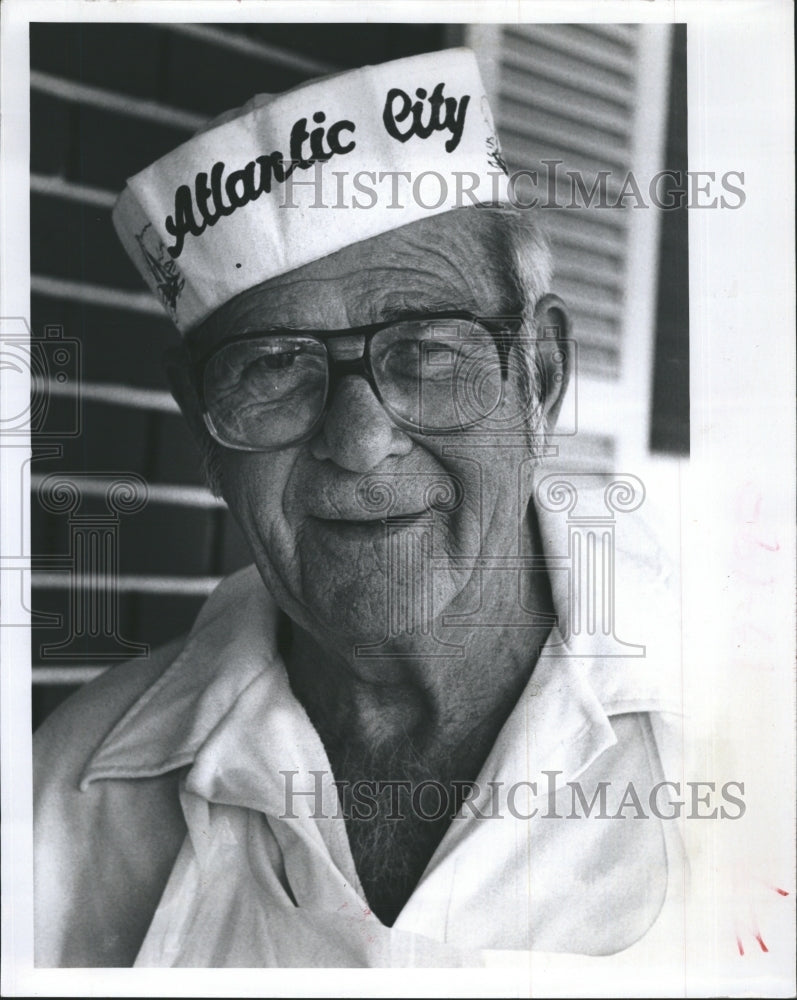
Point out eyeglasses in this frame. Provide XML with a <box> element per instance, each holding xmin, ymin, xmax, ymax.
<box><xmin>196</xmin><ymin>311</ymin><xmax>524</xmax><ymax>451</ymax></box>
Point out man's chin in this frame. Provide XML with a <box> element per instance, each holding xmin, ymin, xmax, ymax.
<box><xmin>291</xmin><ymin>514</ymin><xmax>471</xmax><ymax>647</ymax></box>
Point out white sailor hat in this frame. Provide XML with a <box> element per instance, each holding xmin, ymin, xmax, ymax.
<box><xmin>113</xmin><ymin>48</ymin><xmax>510</xmax><ymax>334</ymax></box>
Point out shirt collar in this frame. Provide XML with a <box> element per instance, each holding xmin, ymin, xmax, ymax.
<box><xmin>81</xmin><ymin>564</ymin><xmax>282</xmax><ymax>788</ymax></box>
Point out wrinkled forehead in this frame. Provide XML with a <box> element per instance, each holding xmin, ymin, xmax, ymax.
<box><xmin>188</xmin><ymin>209</ymin><xmax>518</xmax><ymax>355</ymax></box>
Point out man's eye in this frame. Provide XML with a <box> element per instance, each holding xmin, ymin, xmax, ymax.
<box><xmin>249</xmin><ymin>350</ymin><xmax>300</xmax><ymax>373</ymax></box>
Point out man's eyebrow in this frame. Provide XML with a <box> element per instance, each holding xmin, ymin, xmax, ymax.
<box><xmin>192</xmin><ymin>296</ymin><xmax>485</xmax><ymax>352</ymax></box>
<box><xmin>257</xmin><ymin>309</ymin><xmax>474</xmax><ymax>336</ymax></box>
<box><xmin>370</xmin><ymin>294</ymin><xmax>478</xmax><ymax>325</ymax></box>
<box><xmin>374</xmin><ymin>305</ymin><xmax>465</xmax><ymax>325</ymax></box>
<box><xmin>256</xmin><ymin>301</ymin><xmax>477</xmax><ymax>332</ymax></box>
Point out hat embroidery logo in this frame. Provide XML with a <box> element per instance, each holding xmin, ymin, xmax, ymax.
<box><xmin>135</xmin><ymin>223</ymin><xmax>185</xmax><ymax>317</ymax></box>
<box><xmin>480</xmin><ymin>97</ymin><xmax>508</xmax><ymax>175</ymax></box>
<box><xmin>486</xmin><ymin>134</ymin><xmax>508</xmax><ymax>174</ymax></box>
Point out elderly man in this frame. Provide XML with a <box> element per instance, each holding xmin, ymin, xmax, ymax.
<box><xmin>33</xmin><ymin>49</ymin><xmax>682</xmax><ymax>967</ymax></box>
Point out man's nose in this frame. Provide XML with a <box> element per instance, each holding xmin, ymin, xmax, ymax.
<box><xmin>309</xmin><ymin>375</ymin><xmax>413</xmax><ymax>471</ymax></box>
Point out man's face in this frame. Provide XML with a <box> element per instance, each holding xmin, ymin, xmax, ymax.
<box><xmin>190</xmin><ymin>211</ymin><xmax>543</xmax><ymax>649</ymax></box>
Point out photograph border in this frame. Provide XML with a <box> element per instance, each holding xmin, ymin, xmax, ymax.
<box><xmin>2</xmin><ymin>1</ymin><xmax>794</xmax><ymax>996</ymax></box>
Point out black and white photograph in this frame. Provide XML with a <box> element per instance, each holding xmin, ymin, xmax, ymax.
<box><xmin>1</xmin><ymin>1</ymin><xmax>794</xmax><ymax>996</ymax></box>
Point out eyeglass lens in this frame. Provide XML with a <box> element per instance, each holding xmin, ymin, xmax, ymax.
<box><xmin>203</xmin><ymin>318</ymin><xmax>506</xmax><ymax>449</ymax></box>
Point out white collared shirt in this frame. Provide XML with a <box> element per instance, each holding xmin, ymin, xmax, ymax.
<box><xmin>34</xmin><ymin>495</ymin><xmax>686</xmax><ymax>968</ymax></box>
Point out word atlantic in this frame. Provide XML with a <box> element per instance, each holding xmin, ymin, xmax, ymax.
<box><xmin>164</xmin><ymin>112</ymin><xmax>355</xmax><ymax>259</ymax></box>
<box><xmin>164</xmin><ymin>82</ymin><xmax>472</xmax><ymax>259</ymax></box>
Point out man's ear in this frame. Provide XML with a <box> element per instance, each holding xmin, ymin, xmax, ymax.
<box><xmin>163</xmin><ymin>345</ymin><xmax>208</xmax><ymax>445</ymax></box>
<box><xmin>532</xmin><ymin>293</ymin><xmax>573</xmax><ymax>434</ymax></box>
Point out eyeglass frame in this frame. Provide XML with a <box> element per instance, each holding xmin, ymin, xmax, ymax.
<box><xmin>190</xmin><ymin>310</ymin><xmax>526</xmax><ymax>452</ymax></box>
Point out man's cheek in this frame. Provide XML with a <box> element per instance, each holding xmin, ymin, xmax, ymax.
<box><xmin>229</xmin><ymin>482</ymin><xmax>301</xmax><ymax>589</ymax></box>
<box><xmin>227</xmin><ymin>459</ymin><xmax>290</xmax><ymax>531</ymax></box>
<box><xmin>432</xmin><ymin>467</ymin><xmax>496</xmax><ymax>556</ymax></box>
<box><xmin>293</xmin><ymin>533</ymin><xmax>392</xmax><ymax>636</ymax></box>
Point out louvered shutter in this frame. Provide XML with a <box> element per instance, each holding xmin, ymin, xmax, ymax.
<box><xmin>466</xmin><ymin>23</ymin><xmax>674</xmax><ymax>469</ymax></box>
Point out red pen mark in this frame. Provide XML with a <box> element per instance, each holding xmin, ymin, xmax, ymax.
<box><xmin>755</xmin><ymin>932</ymin><xmax>769</xmax><ymax>953</ymax></box>
<box><xmin>737</xmin><ymin>937</ymin><xmax>745</xmax><ymax>956</ymax></box>
<box><xmin>757</xmin><ymin>539</ymin><xmax>780</xmax><ymax>551</ymax></box>
<box><xmin>758</xmin><ymin>879</ymin><xmax>790</xmax><ymax>896</ymax></box>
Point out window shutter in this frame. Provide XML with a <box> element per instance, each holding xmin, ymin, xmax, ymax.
<box><xmin>466</xmin><ymin>23</ymin><xmax>674</xmax><ymax>467</ymax></box>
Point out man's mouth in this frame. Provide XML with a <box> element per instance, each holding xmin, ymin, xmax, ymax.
<box><xmin>308</xmin><ymin>509</ymin><xmax>431</xmax><ymax>528</ymax></box>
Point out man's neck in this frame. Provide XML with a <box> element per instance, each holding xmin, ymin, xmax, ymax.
<box><xmin>286</xmin><ymin>614</ymin><xmax>550</xmax><ymax>768</ymax></box>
